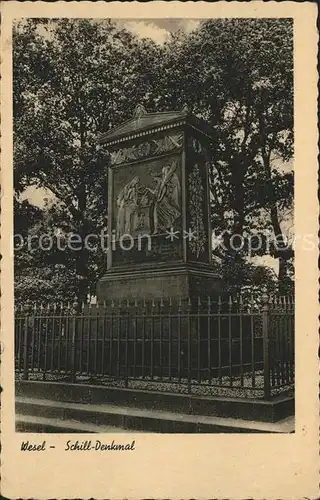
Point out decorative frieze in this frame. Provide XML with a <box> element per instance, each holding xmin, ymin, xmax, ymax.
<box><xmin>110</xmin><ymin>133</ymin><xmax>183</xmax><ymax>166</ymax></box>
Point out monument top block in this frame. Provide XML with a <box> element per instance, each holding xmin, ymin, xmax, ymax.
<box><xmin>98</xmin><ymin>104</ymin><xmax>214</xmax><ymax>147</ymax></box>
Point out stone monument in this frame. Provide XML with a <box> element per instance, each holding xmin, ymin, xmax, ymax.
<box><xmin>96</xmin><ymin>105</ymin><xmax>221</xmax><ymax>301</ymax></box>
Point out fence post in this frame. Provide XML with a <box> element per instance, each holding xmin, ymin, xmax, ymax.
<box><xmin>187</xmin><ymin>297</ymin><xmax>192</xmax><ymax>394</ymax></box>
<box><xmin>71</xmin><ymin>299</ymin><xmax>78</xmax><ymax>383</ymax></box>
<box><xmin>23</xmin><ymin>316</ymin><xmax>29</xmax><ymax>380</ymax></box>
<box><xmin>262</xmin><ymin>292</ymin><xmax>271</xmax><ymax>399</ymax></box>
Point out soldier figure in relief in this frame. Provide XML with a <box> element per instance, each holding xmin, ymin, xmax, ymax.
<box><xmin>116</xmin><ymin>176</ymin><xmax>140</xmax><ymax>238</ymax></box>
<box><xmin>149</xmin><ymin>161</ymin><xmax>181</xmax><ymax>234</ymax></box>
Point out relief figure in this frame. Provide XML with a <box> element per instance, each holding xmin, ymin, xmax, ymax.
<box><xmin>116</xmin><ymin>176</ymin><xmax>139</xmax><ymax>238</ymax></box>
<box><xmin>115</xmin><ymin>160</ymin><xmax>181</xmax><ymax>238</ymax></box>
<box><xmin>148</xmin><ymin>161</ymin><xmax>181</xmax><ymax>233</ymax></box>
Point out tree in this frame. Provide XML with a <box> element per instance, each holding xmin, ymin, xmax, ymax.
<box><xmin>14</xmin><ymin>19</ymin><xmax>294</xmax><ymax>299</ymax></box>
<box><xmin>157</xmin><ymin>19</ymin><xmax>294</xmax><ymax>290</ymax></box>
<box><xmin>13</xmin><ymin>19</ymin><xmax>161</xmax><ymax>302</ymax></box>
<box><xmin>14</xmin><ymin>197</ymin><xmax>75</xmax><ymax>303</ymax></box>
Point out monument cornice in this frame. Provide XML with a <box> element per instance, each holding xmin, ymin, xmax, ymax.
<box><xmin>98</xmin><ymin>105</ymin><xmax>213</xmax><ymax>147</ymax></box>
<box><xmin>99</xmin><ymin>120</ymin><xmax>185</xmax><ymax>147</ymax></box>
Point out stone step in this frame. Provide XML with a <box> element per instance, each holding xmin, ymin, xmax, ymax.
<box><xmin>16</xmin><ymin>414</ymin><xmax>137</xmax><ymax>433</ymax></box>
<box><xmin>16</xmin><ymin>380</ymin><xmax>295</xmax><ymax>423</ymax></box>
<box><xmin>16</xmin><ymin>397</ymin><xmax>295</xmax><ymax>434</ymax></box>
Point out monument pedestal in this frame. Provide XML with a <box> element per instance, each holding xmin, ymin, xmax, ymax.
<box><xmin>96</xmin><ymin>262</ymin><xmax>221</xmax><ymax>302</ymax></box>
<box><xmin>97</xmin><ymin>105</ymin><xmax>222</xmax><ymax>302</ymax></box>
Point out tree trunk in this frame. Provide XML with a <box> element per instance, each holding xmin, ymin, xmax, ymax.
<box><xmin>269</xmin><ymin>183</ymin><xmax>293</xmax><ymax>294</ymax></box>
<box><xmin>278</xmin><ymin>256</ymin><xmax>289</xmax><ymax>295</ymax></box>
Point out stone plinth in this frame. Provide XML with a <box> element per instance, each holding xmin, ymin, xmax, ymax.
<box><xmin>96</xmin><ymin>105</ymin><xmax>221</xmax><ymax>301</ymax></box>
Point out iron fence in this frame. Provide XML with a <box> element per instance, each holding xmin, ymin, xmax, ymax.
<box><xmin>15</xmin><ymin>294</ymin><xmax>294</xmax><ymax>399</ymax></box>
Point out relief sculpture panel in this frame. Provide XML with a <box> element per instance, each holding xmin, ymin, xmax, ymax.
<box><xmin>113</xmin><ymin>156</ymin><xmax>181</xmax><ymax>240</ymax></box>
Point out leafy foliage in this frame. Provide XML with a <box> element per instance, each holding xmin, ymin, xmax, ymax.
<box><xmin>14</xmin><ymin>19</ymin><xmax>161</xmax><ymax>302</ymax></box>
<box><xmin>14</xmin><ymin>18</ymin><xmax>294</xmax><ymax>301</ymax></box>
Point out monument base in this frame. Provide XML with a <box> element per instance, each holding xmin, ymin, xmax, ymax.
<box><xmin>96</xmin><ymin>262</ymin><xmax>222</xmax><ymax>302</ymax></box>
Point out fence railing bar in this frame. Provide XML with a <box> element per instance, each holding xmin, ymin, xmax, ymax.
<box><xmin>218</xmin><ymin>296</ymin><xmax>222</xmax><ymax>384</ymax></box>
<box><xmin>71</xmin><ymin>303</ymin><xmax>77</xmax><ymax>383</ymax></box>
<box><xmin>43</xmin><ymin>305</ymin><xmax>50</xmax><ymax>380</ymax></box>
<box><xmin>269</xmin><ymin>297</ymin><xmax>275</xmax><ymax>388</ymax></box>
<box><xmin>116</xmin><ymin>307</ymin><xmax>121</xmax><ymax>378</ymax></box>
<box><xmin>228</xmin><ymin>296</ymin><xmax>233</xmax><ymax>386</ymax></box>
<box><xmin>57</xmin><ymin>304</ymin><xmax>62</xmax><ymax>372</ymax></box>
<box><xmin>150</xmin><ymin>299</ymin><xmax>155</xmax><ymax>381</ymax></box>
<box><xmin>197</xmin><ymin>296</ymin><xmax>201</xmax><ymax>384</ymax></box>
<box><xmin>168</xmin><ymin>298</ymin><xmax>172</xmax><ymax>381</ymax></box>
<box><xmin>37</xmin><ymin>305</ymin><xmax>43</xmax><ymax>372</ymax></box>
<box><xmin>50</xmin><ymin>305</ymin><xmax>56</xmax><ymax>372</ymax></box>
<box><xmin>290</xmin><ymin>311</ymin><xmax>295</xmax><ymax>382</ymax></box>
<box><xmin>250</xmin><ymin>298</ymin><xmax>255</xmax><ymax>388</ymax></box>
<box><xmin>133</xmin><ymin>300</ymin><xmax>138</xmax><ymax>379</ymax></box>
<box><xmin>107</xmin><ymin>302</ymin><xmax>113</xmax><ymax>377</ymax></box>
<box><xmin>79</xmin><ymin>306</ymin><xmax>84</xmax><ymax>374</ymax></box>
<box><xmin>125</xmin><ymin>305</ymin><xmax>129</xmax><ymax>388</ymax></box>
<box><xmin>207</xmin><ymin>296</ymin><xmax>212</xmax><ymax>385</ymax></box>
<box><xmin>93</xmin><ymin>304</ymin><xmax>99</xmax><ymax>374</ymax></box>
<box><xmin>87</xmin><ymin>313</ymin><xmax>91</xmax><ymax>375</ymax></box>
<box><xmin>282</xmin><ymin>298</ymin><xmax>287</xmax><ymax>385</ymax></box>
<box><xmin>23</xmin><ymin>315</ymin><xmax>29</xmax><ymax>380</ymax></box>
<box><xmin>31</xmin><ymin>305</ymin><xmax>36</xmax><ymax>372</ymax></box>
<box><xmin>270</xmin><ymin>321</ymin><xmax>276</xmax><ymax>388</ymax></box>
<box><xmin>177</xmin><ymin>298</ymin><xmax>182</xmax><ymax>383</ymax></box>
<box><xmin>288</xmin><ymin>297</ymin><xmax>294</xmax><ymax>383</ymax></box>
<box><xmin>239</xmin><ymin>295</ymin><xmax>244</xmax><ymax>387</ymax></box>
<box><xmin>159</xmin><ymin>298</ymin><xmax>163</xmax><ymax>380</ymax></box>
<box><xmin>142</xmin><ymin>300</ymin><xmax>146</xmax><ymax>379</ymax></box>
<box><xmin>187</xmin><ymin>297</ymin><xmax>192</xmax><ymax>394</ymax></box>
<box><xmin>262</xmin><ymin>293</ymin><xmax>271</xmax><ymax>399</ymax></box>
<box><xmin>17</xmin><ymin>317</ymin><xmax>22</xmax><ymax>372</ymax></box>
<box><xmin>279</xmin><ymin>302</ymin><xmax>285</xmax><ymax>386</ymax></box>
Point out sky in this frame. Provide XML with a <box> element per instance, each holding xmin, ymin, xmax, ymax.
<box><xmin>31</xmin><ymin>18</ymin><xmax>202</xmax><ymax>45</ymax></box>
<box><xmin>117</xmin><ymin>19</ymin><xmax>201</xmax><ymax>44</ymax></box>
